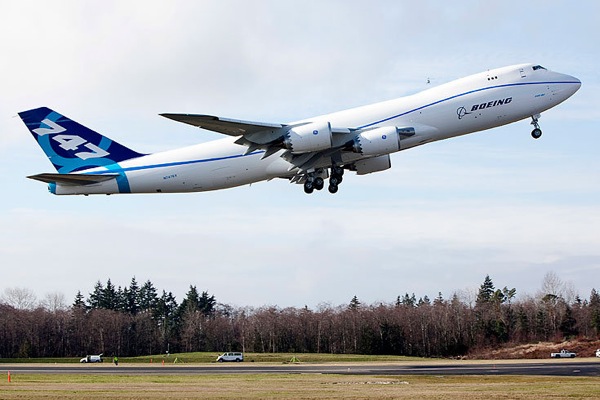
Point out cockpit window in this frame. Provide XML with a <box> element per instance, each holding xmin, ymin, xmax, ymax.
<box><xmin>532</xmin><ymin>65</ymin><xmax>547</xmax><ymax>71</ymax></box>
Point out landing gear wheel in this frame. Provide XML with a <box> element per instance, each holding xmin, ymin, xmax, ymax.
<box><xmin>530</xmin><ymin>115</ymin><xmax>542</xmax><ymax>139</ymax></box>
<box><xmin>330</xmin><ymin>176</ymin><xmax>339</xmax><ymax>186</ymax></box>
<box><xmin>304</xmin><ymin>181</ymin><xmax>314</xmax><ymax>194</ymax></box>
<box><xmin>314</xmin><ymin>177</ymin><xmax>324</xmax><ymax>190</ymax></box>
<box><xmin>328</xmin><ymin>184</ymin><xmax>338</xmax><ymax>194</ymax></box>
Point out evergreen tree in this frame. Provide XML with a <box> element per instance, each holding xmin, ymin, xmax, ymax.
<box><xmin>101</xmin><ymin>278</ymin><xmax>118</xmax><ymax>310</ymax></box>
<box><xmin>590</xmin><ymin>289</ymin><xmax>600</xmax><ymax>308</ymax></box>
<box><xmin>198</xmin><ymin>291</ymin><xmax>216</xmax><ymax>317</ymax></box>
<box><xmin>400</xmin><ymin>293</ymin><xmax>416</xmax><ymax>307</ymax></box>
<box><xmin>348</xmin><ymin>295</ymin><xmax>361</xmax><ymax>310</ymax></box>
<box><xmin>126</xmin><ymin>277</ymin><xmax>140</xmax><ymax>314</ymax></box>
<box><xmin>157</xmin><ymin>290</ymin><xmax>178</xmax><ymax>321</ymax></box>
<box><xmin>433</xmin><ymin>292</ymin><xmax>444</xmax><ymax>306</ymax></box>
<box><xmin>156</xmin><ymin>290</ymin><xmax>179</xmax><ymax>350</ymax></box>
<box><xmin>116</xmin><ymin>286</ymin><xmax>128</xmax><ymax>312</ymax></box>
<box><xmin>559</xmin><ymin>305</ymin><xmax>578</xmax><ymax>338</ymax></box>
<box><xmin>73</xmin><ymin>290</ymin><xmax>86</xmax><ymax>310</ymax></box>
<box><xmin>588</xmin><ymin>289</ymin><xmax>600</xmax><ymax>334</ymax></box>
<box><xmin>502</xmin><ymin>286</ymin><xmax>517</xmax><ymax>305</ymax></box>
<box><xmin>88</xmin><ymin>281</ymin><xmax>104</xmax><ymax>309</ymax></box>
<box><xmin>476</xmin><ymin>275</ymin><xmax>495</xmax><ymax>305</ymax></box>
<box><xmin>139</xmin><ymin>280</ymin><xmax>158</xmax><ymax>312</ymax></box>
<box><xmin>179</xmin><ymin>285</ymin><xmax>201</xmax><ymax>315</ymax></box>
<box><xmin>491</xmin><ymin>289</ymin><xmax>505</xmax><ymax>305</ymax></box>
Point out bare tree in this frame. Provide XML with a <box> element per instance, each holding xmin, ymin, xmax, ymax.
<box><xmin>539</xmin><ymin>271</ymin><xmax>577</xmax><ymax>304</ymax></box>
<box><xmin>1</xmin><ymin>287</ymin><xmax>37</xmax><ymax>310</ymax></box>
<box><xmin>540</xmin><ymin>271</ymin><xmax>565</xmax><ymax>299</ymax></box>
<box><xmin>41</xmin><ymin>292</ymin><xmax>68</xmax><ymax>312</ymax></box>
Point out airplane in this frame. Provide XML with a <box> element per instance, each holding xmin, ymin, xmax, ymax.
<box><xmin>19</xmin><ymin>63</ymin><xmax>580</xmax><ymax>196</ymax></box>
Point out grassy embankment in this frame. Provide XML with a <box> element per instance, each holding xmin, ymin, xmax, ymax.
<box><xmin>0</xmin><ymin>352</ymin><xmax>427</xmax><ymax>364</ymax></box>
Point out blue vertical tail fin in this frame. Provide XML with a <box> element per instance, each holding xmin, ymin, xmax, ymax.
<box><xmin>18</xmin><ymin>107</ymin><xmax>145</xmax><ymax>173</ymax></box>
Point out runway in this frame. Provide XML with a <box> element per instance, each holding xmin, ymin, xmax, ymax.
<box><xmin>2</xmin><ymin>360</ymin><xmax>599</xmax><ymax>377</ymax></box>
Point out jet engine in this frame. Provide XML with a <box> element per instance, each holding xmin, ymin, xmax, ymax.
<box><xmin>351</xmin><ymin>126</ymin><xmax>400</xmax><ymax>156</ymax></box>
<box><xmin>283</xmin><ymin>121</ymin><xmax>333</xmax><ymax>154</ymax></box>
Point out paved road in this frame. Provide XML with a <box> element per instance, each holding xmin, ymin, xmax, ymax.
<box><xmin>2</xmin><ymin>361</ymin><xmax>599</xmax><ymax>377</ymax></box>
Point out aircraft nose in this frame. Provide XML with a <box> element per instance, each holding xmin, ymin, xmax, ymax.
<box><xmin>562</xmin><ymin>73</ymin><xmax>581</xmax><ymax>96</ymax></box>
<box><xmin>553</xmin><ymin>72</ymin><xmax>581</xmax><ymax>100</ymax></box>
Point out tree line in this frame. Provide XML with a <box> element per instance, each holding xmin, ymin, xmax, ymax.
<box><xmin>1</xmin><ymin>274</ymin><xmax>599</xmax><ymax>358</ymax></box>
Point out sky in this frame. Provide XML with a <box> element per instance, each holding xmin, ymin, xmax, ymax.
<box><xmin>1</xmin><ymin>0</ymin><xmax>599</xmax><ymax>309</ymax></box>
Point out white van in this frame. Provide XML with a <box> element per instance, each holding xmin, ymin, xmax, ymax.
<box><xmin>216</xmin><ymin>352</ymin><xmax>243</xmax><ymax>362</ymax></box>
<box><xmin>80</xmin><ymin>353</ymin><xmax>103</xmax><ymax>363</ymax></box>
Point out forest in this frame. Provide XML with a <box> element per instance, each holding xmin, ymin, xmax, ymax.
<box><xmin>1</xmin><ymin>274</ymin><xmax>599</xmax><ymax>359</ymax></box>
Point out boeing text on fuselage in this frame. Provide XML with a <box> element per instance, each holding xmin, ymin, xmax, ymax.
<box><xmin>19</xmin><ymin>63</ymin><xmax>581</xmax><ymax>196</ymax></box>
<box><xmin>470</xmin><ymin>97</ymin><xmax>512</xmax><ymax>112</ymax></box>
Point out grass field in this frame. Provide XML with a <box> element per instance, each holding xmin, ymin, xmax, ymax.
<box><xmin>1</xmin><ymin>373</ymin><xmax>599</xmax><ymax>399</ymax></box>
<box><xmin>0</xmin><ymin>352</ymin><xmax>428</xmax><ymax>364</ymax></box>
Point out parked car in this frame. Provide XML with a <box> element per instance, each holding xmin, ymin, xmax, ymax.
<box><xmin>80</xmin><ymin>353</ymin><xmax>103</xmax><ymax>363</ymax></box>
<box><xmin>550</xmin><ymin>349</ymin><xmax>576</xmax><ymax>358</ymax></box>
<box><xmin>595</xmin><ymin>349</ymin><xmax>600</xmax><ymax>357</ymax></box>
<box><xmin>216</xmin><ymin>352</ymin><xmax>243</xmax><ymax>362</ymax></box>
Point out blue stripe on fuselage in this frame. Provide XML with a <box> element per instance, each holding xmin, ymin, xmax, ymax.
<box><xmin>356</xmin><ymin>80</ymin><xmax>578</xmax><ymax>129</ymax></box>
<box><xmin>83</xmin><ymin>80</ymin><xmax>579</xmax><ymax>177</ymax></box>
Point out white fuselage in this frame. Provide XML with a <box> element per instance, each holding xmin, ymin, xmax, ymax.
<box><xmin>52</xmin><ymin>64</ymin><xmax>580</xmax><ymax>195</ymax></box>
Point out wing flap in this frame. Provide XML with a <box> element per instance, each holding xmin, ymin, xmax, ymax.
<box><xmin>27</xmin><ymin>173</ymin><xmax>119</xmax><ymax>186</ymax></box>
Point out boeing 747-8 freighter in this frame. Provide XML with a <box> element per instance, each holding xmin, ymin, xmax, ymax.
<box><xmin>19</xmin><ymin>63</ymin><xmax>580</xmax><ymax>195</ymax></box>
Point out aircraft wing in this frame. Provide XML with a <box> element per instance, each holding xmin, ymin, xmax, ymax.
<box><xmin>160</xmin><ymin>113</ymin><xmax>286</xmax><ymax>136</ymax></box>
<box><xmin>160</xmin><ymin>112</ymin><xmax>409</xmax><ymax>175</ymax></box>
<box><xmin>28</xmin><ymin>173</ymin><xmax>119</xmax><ymax>186</ymax></box>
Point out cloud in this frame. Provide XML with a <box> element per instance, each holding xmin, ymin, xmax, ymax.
<box><xmin>1</xmin><ymin>0</ymin><xmax>599</xmax><ymax>308</ymax></box>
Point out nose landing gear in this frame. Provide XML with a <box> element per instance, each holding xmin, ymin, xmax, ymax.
<box><xmin>531</xmin><ymin>114</ymin><xmax>542</xmax><ymax>139</ymax></box>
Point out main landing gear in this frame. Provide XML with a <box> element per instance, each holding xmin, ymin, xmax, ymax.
<box><xmin>303</xmin><ymin>176</ymin><xmax>324</xmax><ymax>194</ymax></box>
<box><xmin>530</xmin><ymin>114</ymin><xmax>542</xmax><ymax>139</ymax></box>
<box><xmin>303</xmin><ymin>166</ymin><xmax>344</xmax><ymax>195</ymax></box>
<box><xmin>328</xmin><ymin>166</ymin><xmax>344</xmax><ymax>194</ymax></box>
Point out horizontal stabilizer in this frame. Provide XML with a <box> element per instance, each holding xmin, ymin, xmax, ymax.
<box><xmin>160</xmin><ymin>113</ymin><xmax>285</xmax><ymax>136</ymax></box>
<box><xmin>27</xmin><ymin>173</ymin><xmax>119</xmax><ymax>186</ymax></box>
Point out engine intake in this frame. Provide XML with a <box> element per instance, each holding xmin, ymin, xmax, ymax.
<box><xmin>284</xmin><ymin>121</ymin><xmax>333</xmax><ymax>154</ymax></box>
<box><xmin>352</xmin><ymin>126</ymin><xmax>401</xmax><ymax>156</ymax></box>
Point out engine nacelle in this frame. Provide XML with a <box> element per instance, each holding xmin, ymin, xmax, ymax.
<box><xmin>352</xmin><ymin>154</ymin><xmax>391</xmax><ymax>175</ymax></box>
<box><xmin>352</xmin><ymin>126</ymin><xmax>400</xmax><ymax>156</ymax></box>
<box><xmin>284</xmin><ymin>121</ymin><xmax>333</xmax><ymax>154</ymax></box>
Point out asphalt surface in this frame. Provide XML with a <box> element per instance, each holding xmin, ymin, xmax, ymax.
<box><xmin>2</xmin><ymin>360</ymin><xmax>600</xmax><ymax>377</ymax></box>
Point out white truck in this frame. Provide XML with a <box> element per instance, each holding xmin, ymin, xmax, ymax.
<box><xmin>550</xmin><ymin>349</ymin><xmax>576</xmax><ymax>358</ymax></box>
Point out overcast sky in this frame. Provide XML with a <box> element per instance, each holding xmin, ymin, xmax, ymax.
<box><xmin>1</xmin><ymin>1</ymin><xmax>599</xmax><ymax>309</ymax></box>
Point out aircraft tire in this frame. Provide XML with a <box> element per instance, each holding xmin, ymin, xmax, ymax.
<box><xmin>314</xmin><ymin>177</ymin><xmax>324</xmax><ymax>190</ymax></box>
<box><xmin>531</xmin><ymin>128</ymin><xmax>542</xmax><ymax>139</ymax></box>
<box><xmin>328</xmin><ymin>184</ymin><xmax>338</xmax><ymax>194</ymax></box>
<box><xmin>304</xmin><ymin>181</ymin><xmax>314</xmax><ymax>194</ymax></box>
